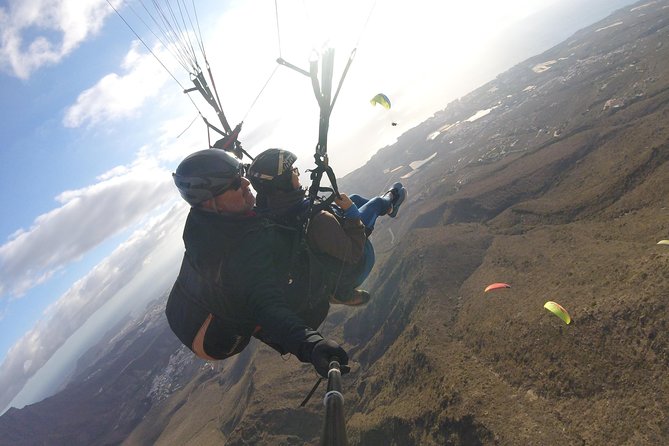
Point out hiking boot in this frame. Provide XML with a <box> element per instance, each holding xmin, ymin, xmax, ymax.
<box><xmin>382</xmin><ymin>182</ymin><xmax>402</xmax><ymax>215</ymax></box>
<box><xmin>387</xmin><ymin>182</ymin><xmax>407</xmax><ymax>218</ymax></box>
<box><xmin>330</xmin><ymin>289</ymin><xmax>371</xmax><ymax>306</ymax></box>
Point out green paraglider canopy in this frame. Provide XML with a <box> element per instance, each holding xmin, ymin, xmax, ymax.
<box><xmin>370</xmin><ymin>93</ymin><xmax>391</xmax><ymax>109</ymax></box>
<box><xmin>544</xmin><ymin>301</ymin><xmax>571</xmax><ymax>324</ymax></box>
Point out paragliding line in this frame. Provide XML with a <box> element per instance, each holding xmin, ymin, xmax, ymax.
<box><xmin>274</xmin><ymin>0</ymin><xmax>283</xmax><ymax>59</ymax></box>
<box><xmin>107</xmin><ymin>0</ymin><xmax>239</xmax><ymax>143</ymax></box>
<box><xmin>105</xmin><ymin>0</ymin><xmax>191</xmax><ymax>99</ymax></box>
<box><xmin>242</xmin><ymin>64</ymin><xmax>281</xmax><ymax>122</ymax></box>
<box><xmin>176</xmin><ymin>112</ymin><xmax>201</xmax><ymax>138</ymax></box>
<box><xmin>301</xmin><ymin>47</ymin><xmax>344</xmax><ymax>236</ymax></box>
<box><xmin>330</xmin><ymin>49</ymin><xmax>356</xmax><ymax>110</ymax></box>
<box><xmin>276</xmin><ymin>57</ymin><xmax>311</xmax><ymax>77</ymax></box>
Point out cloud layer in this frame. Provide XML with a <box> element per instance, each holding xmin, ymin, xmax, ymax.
<box><xmin>0</xmin><ymin>202</ymin><xmax>188</xmax><ymax>413</ymax></box>
<box><xmin>0</xmin><ymin>0</ymin><xmax>121</xmax><ymax>79</ymax></box>
<box><xmin>0</xmin><ymin>159</ymin><xmax>176</xmax><ymax>298</ymax></box>
<box><xmin>0</xmin><ymin>9</ymin><xmax>206</xmax><ymax>408</ymax></box>
<box><xmin>63</xmin><ymin>42</ymin><xmax>170</xmax><ymax>128</ymax></box>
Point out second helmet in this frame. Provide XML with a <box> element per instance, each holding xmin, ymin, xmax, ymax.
<box><xmin>247</xmin><ymin>148</ymin><xmax>297</xmax><ymax>193</ymax></box>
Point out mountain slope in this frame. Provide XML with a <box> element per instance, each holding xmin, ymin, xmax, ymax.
<box><xmin>1</xmin><ymin>1</ymin><xmax>668</xmax><ymax>444</ymax></box>
<box><xmin>336</xmin><ymin>2</ymin><xmax>669</xmax><ymax>443</ymax></box>
<box><xmin>141</xmin><ymin>1</ymin><xmax>669</xmax><ymax>444</ymax></box>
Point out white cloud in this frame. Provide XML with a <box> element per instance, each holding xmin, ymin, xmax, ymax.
<box><xmin>63</xmin><ymin>42</ymin><xmax>171</xmax><ymax>128</ymax></box>
<box><xmin>0</xmin><ymin>158</ymin><xmax>176</xmax><ymax>298</ymax></box>
<box><xmin>0</xmin><ymin>0</ymin><xmax>121</xmax><ymax>79</ymax></box>
<box><xmin>0</xmin><ymin>87</ymin><xmax>195</xmax><ymax>407</ymax></box>
<box><xmin>0</xmin><ymin>203</ymin><xmax>188</xmax><ymax>413</ymax></box>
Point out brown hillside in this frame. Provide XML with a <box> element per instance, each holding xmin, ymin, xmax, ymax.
<box><xmin>2</xmin><ymin>1</ymin><xmax>667</xmax><ymax>445</ymax></box>
<box><xmin>124</xmin><ymin>2</ymin><xmax>669</xmax><ymax>445</ymax></box>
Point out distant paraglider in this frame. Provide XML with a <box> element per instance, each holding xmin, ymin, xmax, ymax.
<box><xmin>543</xmin><ymin>301</ymin><xmax>571</xmax><ymax>324</ymax></box>
<box><xmin>657</xmin><ymin>240</ymin><xmax>669</xmax><ymax>245</ymax></box>
<box><xmin>370</xmin><ymin>93</ymin><xmax>391</xmax><ymax>109</ymax></box>
<box><xmin>484</xmin><ymin>282</ymin><xmax>511</xmax><ymax>293</ymax></box>
<box><xmin>391</xmin><ymin>122</ymin><xmax>398</xmax><ymax>126</ymax></box>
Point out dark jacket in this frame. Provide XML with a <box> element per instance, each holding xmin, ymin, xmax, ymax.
<box><xmin>256</xmin><ymin>190</ymin><xmax>368</xmax><ymax>297</ymax></box>
<box><xmin>165</xmin><ymin>207</ymin><xmax>330</xmax><ymax>362</ymax></box>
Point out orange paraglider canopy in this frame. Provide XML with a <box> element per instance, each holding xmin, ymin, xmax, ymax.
<box><xmin>484</xmin><ymin>282</ymin><xmax>511</xmax><ymax>293</ymax></box>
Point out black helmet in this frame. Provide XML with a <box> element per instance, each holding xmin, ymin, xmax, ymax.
<box><xmin>247</xmin><ymin>148</ymin><xmax>297</xmax><ymax>194</ymax></box>
<box><xmin>173</xmin><ymin>149</ymin><xmax>243</xmax><ymax>206</ymax></box>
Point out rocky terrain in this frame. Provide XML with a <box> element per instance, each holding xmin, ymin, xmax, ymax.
<box><xmin>1</xmin><ymin>0</ymin><xmax>668</xmax><ymax>444</ymax></box>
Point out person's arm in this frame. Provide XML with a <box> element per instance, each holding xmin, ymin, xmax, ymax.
<box><xmin>308</xmin><ymin>197</ymin><xmax>366</xmax><ymax>263</ymax></box>
<box><xmin>231</xmin><ymin>229</ymin><xmax>332</xmax><ymax>362</ymax></box>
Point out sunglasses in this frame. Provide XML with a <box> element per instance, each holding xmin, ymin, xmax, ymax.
<box><xmin>201</xmin><ymin>175</ymin><xmax>242</xmax><ymax>197</ymax></box>
<box><xmin>220</xmin><ymin>176</ymin><xmax>243</xmax><ymax>193</ymax></box>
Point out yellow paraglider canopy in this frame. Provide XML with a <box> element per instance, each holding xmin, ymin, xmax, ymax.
<box><xmin>370</xmin><ymin>93</ymin><xmax>391</xmax><ymax>109</ymax></box>
<box><xmin>544</xmin><ymin>301</ymin><xmax>571</xmax><ymax>324</ymax></box>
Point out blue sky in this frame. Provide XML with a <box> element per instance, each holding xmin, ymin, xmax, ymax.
<box><xmin>0</xmin><ymin>0</ymin><xmax>639</xmax><ymax>413</ymax></box>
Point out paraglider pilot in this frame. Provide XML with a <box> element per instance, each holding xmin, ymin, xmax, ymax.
<box><xmin>248</xmin><ymin>148</ymin><xmax>407</xmax><ymax>306</ymax></box>
<box><xmin>165</xmin><ymin>149</ymin><xmax>348</xmax><ymax>378</ymax></box>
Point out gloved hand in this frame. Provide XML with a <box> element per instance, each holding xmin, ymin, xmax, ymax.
<box><xmin>311</xmin><ymin>339</ymin><xmax>349</xmax><ymax>378</ymax></box>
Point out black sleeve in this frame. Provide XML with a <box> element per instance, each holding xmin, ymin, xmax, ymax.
<box><xmin>231</xmin><ymin>229</ymin><xmax>323</xmax><ymax>362</ymax></box>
